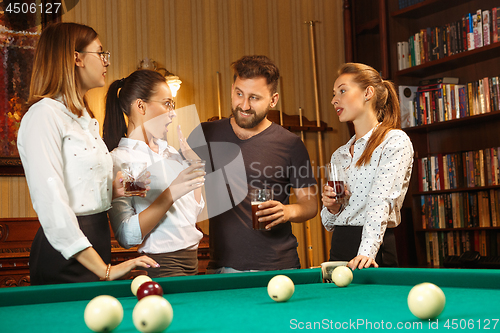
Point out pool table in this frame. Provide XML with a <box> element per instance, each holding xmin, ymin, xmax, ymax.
<box><xmin>0</xmin><ymin>267</ymin><xmax>499</xmax><ymax>332</ymax></box>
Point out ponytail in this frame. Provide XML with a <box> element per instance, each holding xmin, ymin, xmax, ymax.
<box><xmin>337</xmin><ymin>63</ymin><xmax>401</xmax><ymax>167</ymax></box>
<box><xmin>103</xmin><ymin>69</ymin><xmax>167</xmax><ymax>152</ymax></box>
<box><xmin>103</xmin><ymin>79</ymin><xmax>127</xmax><ymax>151</ymax></box>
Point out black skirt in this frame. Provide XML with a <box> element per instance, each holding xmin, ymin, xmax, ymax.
<box><xmin>29</xmin><ymin>211</ymin><xmax>111</xmax><ymax>285</ymax></box>
<box><xmin>329</xmin><ymin>226</ymin><xmax>398</xmax><ymax>267</ymax></box>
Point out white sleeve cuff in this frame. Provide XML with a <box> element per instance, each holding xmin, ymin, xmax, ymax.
<box><xmin>63</xmin><ymin>237</ymin><xmax>92</xmax><ymax>260</ymax></box>
<box><xmin>321</xmin><ymin>206</ymin><xmax>338</xmax><ymax>232</ymax></box>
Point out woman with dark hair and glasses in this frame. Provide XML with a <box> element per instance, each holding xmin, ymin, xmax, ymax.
<box><xmin>17</xmin><ymin>23</ymin><xmax>158</xmax><ymax>285</ymax></box>
<box><xmin>103</xmin><ymin>69</ymin><xmax>205</xmax><ymax>277</ymax></box>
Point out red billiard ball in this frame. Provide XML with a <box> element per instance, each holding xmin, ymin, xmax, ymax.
<box><xmin>136</xmin><ymin>281</ymin><xmax>164</xmax><ymax>301</ymax></box>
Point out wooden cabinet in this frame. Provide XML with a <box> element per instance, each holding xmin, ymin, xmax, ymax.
<box><xmin>0</xmin><ymin>218</ymin><xmax>210</xmax><ymax>287</ymax></box>
<box><xmin>343</xmin><ymin>0</ymin><xmax>390</xmax><ymax>78</ymax></box>
<box><xmin>388</xmin><ymin>0</ymin><xmax>500</xmax><ymax>267</ymax></box>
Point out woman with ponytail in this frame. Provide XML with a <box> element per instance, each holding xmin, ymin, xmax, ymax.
<box><xmin>321</xmin><ymin>63</ymin><xmax>414</xmax><ymax>270</ymax></box>
<box><xmin>17</xmin><ymin>23</ymin><xmax>158</xmax><ymax>285</ymax></box>
<box><xmin>103</xmin><ymin>69</ymin><xmax>205</xmax><ymax>277</ymax></box>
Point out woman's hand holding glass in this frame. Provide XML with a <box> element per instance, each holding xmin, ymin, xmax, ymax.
<box><xmin>112</xmin><ymin>170</ymin><xmax>151</xmax><ymax>200</ymax></box>
<box><xmin>322</xmin><ymin>162</ymin><xmax>350</xmax><ymax>214</ymax></box>
<box><xmin>168</xmin><ymin>162</ymin><xmax>205</xmax><ymax>201</ymax></box>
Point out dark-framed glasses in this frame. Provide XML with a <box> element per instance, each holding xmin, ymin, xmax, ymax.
<box><xmin>77</xmin><ymin>51</ymin><xmax>111</xmax><ymax>65</ymax></box>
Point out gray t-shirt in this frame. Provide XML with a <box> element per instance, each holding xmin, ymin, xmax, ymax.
<box><xmin>188</xmin><ymin>119</ymin><xmax>317</xmax><ymax>271</ymax></box>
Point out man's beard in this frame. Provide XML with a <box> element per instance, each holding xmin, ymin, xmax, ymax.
<box><xmin>231</xmin><ymin>106</ymin><xmax>269</xmax><ymax>129</ymax></box>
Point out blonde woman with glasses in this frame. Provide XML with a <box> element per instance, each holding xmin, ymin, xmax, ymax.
<box><xmin>17</xmin><ymin>22</ymin><xmax>158</xmax><ymax>285</ymax></box>
<box><xmin>103</xmin><ymin>69</ymin><xmax>205</xmax><ymax>277</ymax></box>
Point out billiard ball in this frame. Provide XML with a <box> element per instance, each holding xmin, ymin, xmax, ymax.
<box><xmin>331</xmin><ymin>266</ymin><xmax>353</xmax><ymax>287</ymax></box>
<box><xmin>131</xmin><ymin>275</ymin><xmax>152</xmax><ymax>296</ymax></box>
<box><xmin>137</xmin><ymin>281</ymin><xmax>164</xmax><ymax>301</ymax></box>
<box><xmin>84</xmin><ymin>295</ymin><xmax>123</xmax><ymax>332</ymax></box>
<box><xmin>267</xmin><ymin>275</ymin><xmax>295</xmax><ymax>302</ymax></box>
<box><xmin>407</xmin><ymin>282</ymin><xmax>446</xmax><ymax>320</ymax></box>
<box><xmin>133</xmin><ymin>295</ymin><xmax>173</xmax><ymax>333</ymax></box>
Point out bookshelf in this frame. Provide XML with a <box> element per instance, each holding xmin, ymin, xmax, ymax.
<box><xmin>387</xmin><ymin>0</ymin><xmax>500</xmax><ymax>267</ymax></box>
<box><xmin>343</xmin><ymin>0</ymin><xmax>390</xmax><ymax>78</ymax></box>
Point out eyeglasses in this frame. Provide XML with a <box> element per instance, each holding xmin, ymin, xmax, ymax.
<box><xmin>150</xmin><ymin>100</ymin><xmax>176</xmax><ymax>111</ymax></box>
<box><xmin>77</xmin><ymin>51</ymin><xmax>111</xmax><ymax>65</ymax></box>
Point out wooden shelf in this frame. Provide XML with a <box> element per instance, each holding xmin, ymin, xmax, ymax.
<box><xmin>415</xmin><ymin>226</ymin><xmax>500</xmax><ymax>232</ymax></box>
<box><xmin>413</xmin><ymin>184</ymin><xmax>500</xmax><ymax>196</ymax></box>
<box><xmin>396</xmin><ymin>42</ymin><xmax>500</xmax><ymax>78</ymax></box>
<box><xmin>0</xmin><ymin>157</ymin><xmax>24</xmax><ymax>177</ymax></box>
<box><xmin>391</xmin><ymin>0</ymin><xmax>472</xmax><ymax>18</ymax></box>
<box><xmin>387</xmin><ymin>0</ymin><xmax>500</xmax><ymax>267</ymax></box>
<box><xmin>403</xmin><ymin>111</ymin><xmax>500</xmax><ymax>134</ymax></box>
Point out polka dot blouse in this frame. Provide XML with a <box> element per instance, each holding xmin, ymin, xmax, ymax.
<box><xmin>321</xmin><ymin>127</ymin><xmax>414</xmax><ymax>259</ymax></box>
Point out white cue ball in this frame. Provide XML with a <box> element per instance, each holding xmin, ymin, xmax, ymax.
<box><xmin>331</xmin><ymin>266</ymin><xmax>353</xmax><ymax>287</ymax></box>
<box><xmin>267</xmin><ymin>275</ymin><xmax>295</xmax><ymax>302</ymax></box>
<box><xmin>407</xmin><ymin>283</ymin><xmax>446</xmax><ymax>320</ymax></box>
<box><xmin>84</xmin><ymin>295</ymin><xmax>123</xmax><ymax>332</ymax></box>
<box><xmin>131</xmin><ymin>275</ymin><xmax>153</xmax><ymax>296</ymax></box>
<box><xmin>133</xmin><ymin>295</ymin><xmax>174</xmax><ymax>333</ymax></box>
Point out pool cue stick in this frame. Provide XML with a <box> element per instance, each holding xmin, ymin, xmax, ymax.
<box><xmin>216</xmin><ymin>71</ymin><xmax>222</xmax><ymax>119</ymax></box>
<box><xmin>306</xmin><ymin>20</ymin><xmax>329</xmax><ymax>262</ymax></box>
<box><xmin>299</xmin><ymin>107</ymin><xmax>314</xmax><ymax>268</ymax></box>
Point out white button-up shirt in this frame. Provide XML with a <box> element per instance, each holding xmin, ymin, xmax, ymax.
<box><xmin>109</xmin><ymin>138</ymin><xmax>204</xmax><ymax>254</ymax></box>
<box><xmin>17</xmin><ymin>98</ymin><xmax>113</xmax><ymax>259</ymax></box>
<box><xmin>321</xmin><ymin>128</ymin><xmax>414</xmax><ymax>259</ymax></box>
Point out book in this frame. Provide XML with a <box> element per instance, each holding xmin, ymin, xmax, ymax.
<box><xmin>493</xmin><ymin>7</ymin><xmax>499</xmax><ymax>43</ymax></box>
<box><xmin>490</xmin><ymin>189</ymin><xmax>498</xmax><ymax>227</ymax></box>
<box><xmin>489</xmin><ymin>78</ymin><xmax>497</xmax><ymax>112</ymax></box>
<box><xmin>483</xmin><ymin>78</ymin><xmax>491</xmax><ymax>113</ymax></box>
<box><xmin>478</xmin><ymin>80</ymin><xmax>485</xmax><ymax>114</ymax></box>
<box><xmin>483</xmin><ymin>10</ymin><xmax>491</xmax><ymax>46</ymax></box>
<box><xmin>399</xmin><ymin>85</ymin><xmax>417</xmax><ymax>128</ymax></box>
<box><xmin>419</xmin><ymin>77</ymin><xmax>459</xmax><ymax>85</ymax></box>
<box><xmin>397</xmin><ymin>42</ymin><xmax>404</xmax><ymax>71</ymax></box>
<box><xmin>474</xmin><ymin>10</ymin><xmax>484</xmax><ymax>49</ymax></box>
<box><xmin>468</xmin><ymin>13</ymin><xmax>475</xmax><ymax>50</ymax></box>
<box><xmin>496</xmin><ymin>77</ymin><xmax>500</xmax><ymax>111</ymax></box>
<box><xmin>461</xmin><ymin>16</ymin><xmax>468</xmax><ymax>53</ymax></box>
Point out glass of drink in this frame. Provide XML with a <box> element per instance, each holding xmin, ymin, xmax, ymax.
<box><xmin>121</xmin><ymin>162</ymin><xmax>148</xmax><ymax>196</ymax></box>
<box><xmin>185</xmin><ymin>159</ymin><xmax>206</xmax><ymax>172</ymax></box>
<box><xmin>185</xmin><ymin>159</ymin><xmax>206</xmax><ymax>185</ymax></box>
<box><xmin>250</xmin><ymin>189</ymin><xmax>273</xmax><ymax>230</ymax></box>
<box><xmin>326</xmin><ymin>162</ymin><xmax>348</xmax><ymax>204</ymax></box>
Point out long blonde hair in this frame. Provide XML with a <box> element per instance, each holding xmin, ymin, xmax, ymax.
<box><xmin>339</xmin><ymin>63</ymin><xmax>400</xmax><ymax>166</ymax></box>
<box><xmin>28</xmin><ymin>22</ymin><xmax>98</xmax><ymax>117</ymax></box>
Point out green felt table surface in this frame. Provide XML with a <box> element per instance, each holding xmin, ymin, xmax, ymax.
<box><xmin>1</xmin><ymin>268</ymin><xmax>499</xmax><ymax>332</ymax></box>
